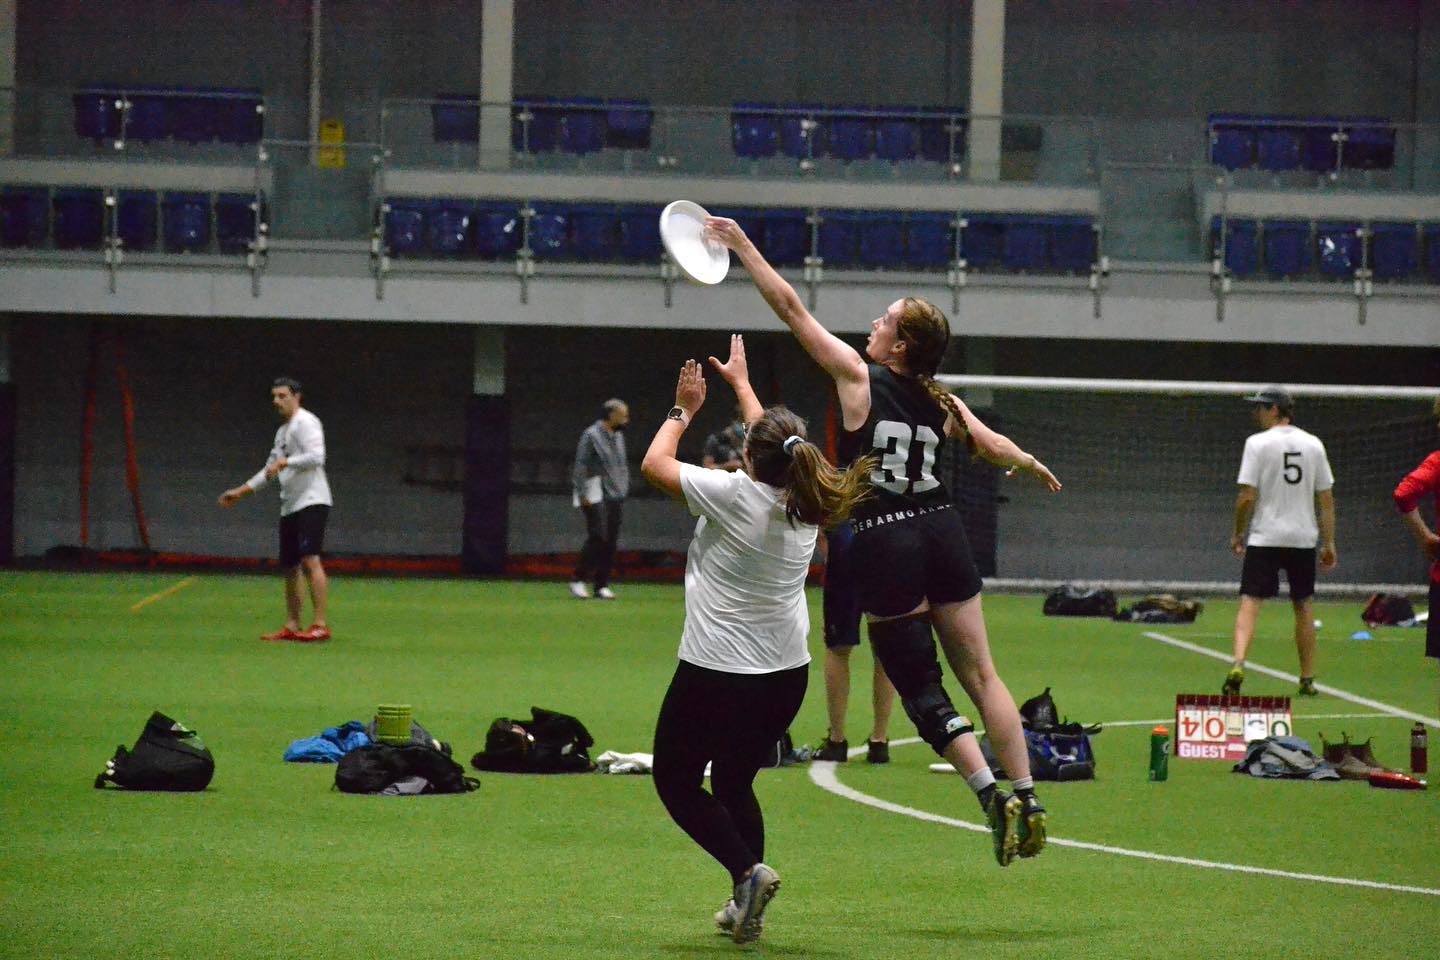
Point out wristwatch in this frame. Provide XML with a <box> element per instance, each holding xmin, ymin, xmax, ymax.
<box><xmin>666</xmin><ymin>406</ymin><xmax>690</xmax><ymax>426</ymax></box>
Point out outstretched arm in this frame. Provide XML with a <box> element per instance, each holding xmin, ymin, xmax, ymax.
<box><xmin>707</xmin><ymin>333</ymin><xmax>762</xmax><ymax>426</ymax></box>
<box><xmin>705</xmin><ymin>217</ymin><xmax>868</xmax><ymax>394</ymax></box>
<box><xmin>642</xmin><ymin>360</ymin><xmax>707</xmax><ymax>501</ymax></box>
<box><xmin>951</xmin><ymin>397</ymin><xmax>1061</xmax><ymax>492</ymax></box>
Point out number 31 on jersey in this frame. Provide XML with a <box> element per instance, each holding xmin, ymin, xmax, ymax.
<box><xmin>871</xmin><ymin>420</ymin><xmax>940</xmax><ymax>494</ymax></box>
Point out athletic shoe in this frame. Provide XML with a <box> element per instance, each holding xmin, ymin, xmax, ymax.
<box><xmin>1017</xmin><ymin>794</ymin><xmax>1048</xmax><ymax>859</ymax></box>
<box><xmin>731</xmin><ymin>863</ymin><xmax>780</xmax><ymax>944</ymax></box>
<box><xmin>260</xmin><ymin>626</ymin><xmax>300</xmax><ymax>642</ymax></box>
<box><xmin>1349</xmin><ymin>736</ymin><xmax>1396</xmax><ymax>772</ymax></box>
<box><xmin>296</xmin><ymin>624</ymin><xmax>330</xmax><ymax>643</ymax></box>
<box><xmin>1297</xmin><ymin>678</ymin><xmax>1318</xmax><ymax>697</ymax></box>
<box><xmin>568</xmin><ymin>581</ymin><xmax>590</xmax><ymax>600</ymax></box>
<box><xmin>866</xmin><ymin>740</ymin><xmax>890</xmax><ymax>764</ymax></box>
<box><xmin>814</xmin><ymin>737</ymin><xmax>849</xmax><ymax>762</ymax></box>
<box><xmin>595</xmin><ymin>587</ymin><xmax>616</xmax><ymax>600</ymax></box>
<box><xmin>983</xmin><ymin>789</ymin><xmax>1022</xmax><ymax>867</ymax></box>
<box><xmin>713</xmin><ymin>898</ymin><xmax>757</xmax><ymax>936</ymax></box>
<box><xmin>1332</xmin><ymin>751</ymin><xmax>1375</xmax><ymax>780</ymax></box>
<box><xmin>1221</xmin><ymin>668</ymin><xmax>1244</xmax><ymax>696</ymax></box>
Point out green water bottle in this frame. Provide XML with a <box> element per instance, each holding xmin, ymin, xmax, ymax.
<box><xmin>1149</xmin><ymin>725</ymin><xmax>1170</xmax><ymax>782</ymax></box>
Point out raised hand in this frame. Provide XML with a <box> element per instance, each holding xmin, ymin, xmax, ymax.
<box><xmin>707</xmin><ymin>333</ymin><xmax>748</xmax><ymax>386</ymax></box>
<box><xmin>675</xmin><ymin>359</ymin><xmax>707</xmax><ymax>416</ymax></box>
<box><xmin>703</xmin><ymin>217</ymin><xmax>749</xmax><ymax>251</ymax></box>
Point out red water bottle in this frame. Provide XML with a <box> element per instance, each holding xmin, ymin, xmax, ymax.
<box><xmin>1412</xmin><ymin>723</ymin><xmax>1428</xmax><ymax>774</ymax></box>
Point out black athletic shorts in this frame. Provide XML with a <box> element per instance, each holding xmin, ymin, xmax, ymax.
<box><xmin>1239</xmin><ymin>545</ymin><xmax>1316</xmax><ymax>601</ymax></box>
<box><xmin>279</xmin><ymin>504</ymin><xmax>330</xmax><ymax>567</ymax></box>
<box><xmin>851</xmin><ymin>503</ymin><xmax>983</xmax><ymax>618</ymax></box>
<box><xmin>1427</xmin><ymin>581</ymin><xmax>1439</xmax><ymax>660</ymax></box>
<box><xmin>822</xmin><ymin>521</ymin><xmax>862</xmax><ymax>649</ymax></box>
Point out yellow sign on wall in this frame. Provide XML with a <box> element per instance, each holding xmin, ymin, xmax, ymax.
<box><xmin>317</xmin><ymin>119</ymin><xmax>346</xmax><ymax>169</ymax></box>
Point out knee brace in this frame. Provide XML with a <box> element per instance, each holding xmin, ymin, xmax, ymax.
<box><xmin>869</xmin><ymin>614</ymin><xmax>973</xmax><ymax>754</ymax></box>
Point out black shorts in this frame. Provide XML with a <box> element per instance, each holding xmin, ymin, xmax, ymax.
<box><xmin>851</xmin><ymin>503</ymin><xmax>983</xmax><ymax>618</ymax></box>
<box><xmin>1427</xmin><ymin>581</ymin><xmax>1439</xmax><ymax>660</ymax></box>
<box><xmin>1239</xmin><ymin>545</ymin><xmax>1316</xmax><ymax>601</ymax></box>
<box><xmin>279</xmin><ymin>504</ymin><xmax>329</xmax><ymax>567</ymax></box>
<box><xmin>822</xmin><ymin>521</ymin><xmax>862</xmax><ymax>649</ymax></box>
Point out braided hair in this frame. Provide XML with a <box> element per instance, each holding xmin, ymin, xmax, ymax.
<box><xmin>894</xmin><ymin>297</ymin><xmax>975</xmax><ymax>454</ymax></box>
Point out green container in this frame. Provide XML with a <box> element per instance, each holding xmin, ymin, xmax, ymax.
<box><xmin>1149</xmin><ymin>726</ymin><xmax>1170</xmax><ymax>782</ymax></box>
<box><xmin>375</xmin><ymin>704</ymin><xmax>413</xmax><ymax>745</ymax></box>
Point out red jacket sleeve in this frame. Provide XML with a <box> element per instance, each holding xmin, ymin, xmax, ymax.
<box><xmin>1394</xmin><ymin>451</ymin><xmax>1440</xmax><ymax>513</ymax></box>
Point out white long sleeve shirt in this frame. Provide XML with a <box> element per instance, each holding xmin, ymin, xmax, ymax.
<box><xmin>245</xmin><ymin>408</ymin><xmax>333</xmax><ymax>516</ymax></box>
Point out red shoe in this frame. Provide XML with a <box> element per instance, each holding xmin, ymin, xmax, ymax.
<box><xmin>296</xmin><ymin>624</ymin><xmax>331</xmax><ymax>643</ymax></box>
<box><xmin>260</xmin><ymin>626</ymin><xmax>301</xmax><ymax>642</ymax></box>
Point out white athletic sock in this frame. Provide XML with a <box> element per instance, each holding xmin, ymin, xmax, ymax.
<box><xmin>1011</xmin><ymin>776</ymin><xmax>1034</xmax><ymax>792</ymax></box>
<box><xmin>965</xmin><ymin>768</ymin><xmax>996</xmax><ymax>794</ymax></box>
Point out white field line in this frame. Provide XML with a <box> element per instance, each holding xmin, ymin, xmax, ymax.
<box><xmin>1142</xmin><ymin>630</ymin><xmax>1440</xmax><ymax>728</ymax></box>
<box><xmin>808</xmin><ymin>754</ymin><xmax>1439</xmax><ymax>898</ymax></box>
<box><xmin>129</xmin><ymin>576</ymin><xmax>198</xmax><ymax>613</ymax></box>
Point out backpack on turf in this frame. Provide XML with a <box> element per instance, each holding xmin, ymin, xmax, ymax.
<box><xmin>94</xmin><ymin>711</ymin><xmax>215</xmax><ymax>792</ymax></box>
<box><xmin>1042</xmin><ymin>585</ymin><xmax>1118</xmax><ymax>618</ymax></box>
<box><xmin>335</xmin><ymin>742</ymin><xmax>478</xmax><ymax>794</ymax></box>
<box><xmin>1361</xmin><ymin>593</ymin><xmax>1416</xmax><ymax>627</ymax></box>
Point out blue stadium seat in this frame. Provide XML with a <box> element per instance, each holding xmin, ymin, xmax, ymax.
<box><xmin>617</xmin><ymin>205</ymin><xmax>662</xmax><ymax>261</ymax></box>
<box><xmin>1369</xmin><ymin>222</ymin><xmax>1417</xmax><ymax>281</ymax></box>
<box><xmin>904</xmin><ymin>212</ymin><xmax>954</xmax><ymax>268</ymax></box>
<box><xmin>570</xmin><ymin>204</ymin><xmax>620</xmax><ymax>260</ymax></box>
<box><xmin>731</xmin><ymin>102</ymin><xmax>779</xmax><ymax>159</ymax></box>
<box><xmin>1302</xmin><ymin>119</ymin><xmax>1343</xmax><ymax>172</ymax></box>
<box><xmin>168</xmin><ymin>88</ymin><xmax>221</xmax><ymax>143</ymax></box>
<box><xmin>0</xmin><ymin>188</ymin><xmax>48</xmax><ymax>248</ymax></box>
<box><xmin>816</xmin><ymin>209</ymin><xmax>860</xmax><ymax>265</ymax></box>
<box><xmin>512</xmin><ymin>96</ymin><xmax>560</xmax><ymax>153</ymax></box>
<box><xmin>1316</xmin><ymin>221</ymin><xmax>1362</xmax><ymax>278</ymax></box>
<box><xmin>1210</xmin><ymin>217</ymin><xmax>1259</xmax><ymax>277</ymax></box>
<box><xmin>560</xmin><ymin>97</ymin><xmax>605</xmax><ymax>155</ymax></box>
<box><xmin>780</xmin><ymin>103</ymin><xmax>826</xmax><ymax>159</ymax></box>
<box><xmin>473</xmin><ymin>202</ymin><xmax>521</xmax><ymax>259</ymax></box>
<box><xmin>427</xmin><ymin>201</ymin><xmax>474</xmax><ymax>257</ymax></box>
<box><xmin>1002</xmin><ymin>216</ymin><xmax>1048</xmax><ymax>271</ymax></box>
<box><xmin>162</xmin><ymin>193</ymin><xmax>211</xmax><ymax>252</ymax></box>
<box><xmin>826</xmin><ymin>105</ymin><xmax>873</xmax><ymax>161</ymax></box>
<box><xmin>125</xmin><ymin>87</ymin><xmax>168</xmax><ymax>142</ymax></box>
<box><xmin>384</xmin><ymin>200</ymin><xmax>429</xmax><ymax>256</ymax></box>
<box><xmin>73</xmin><ymin>86</ymin><xmax>122</xmax><ymax>141</ymax></box>
<box><xmin>605</xmin><ymin>99</ymin><xmax>653</xmax><ymax>150</ymax></box>
<box><xmin>919</xmin><ymin>107</ymin><xmax>964</xmax><ymax>164</ymax></box>
<box><xmin>432</xmin><ymin>95</ymin><xmax>479</xmax><ymax>143</ymax></box>
<box><xmin>1342</xmin><ymin>119</ymin><xmax>1394</xmax><ymax>170</ymax></box>
<box><xmin>1263</xmin><ymin>220</ymin><xmax>1311</xmax><ymax>277</ymax></box>
<box><xmin>874</xmin><ymin>106</ymin><xmax>918</xmax><ymax>162</ymax></box>
<box><xmin>216</xmin><ymin>194</ymin><xmax>261</xmax><ymax>253</ymax></box>
<box><xmin>527</xmin><ymin>203</ymin><xmax>570</xmax><ymax>259</ymax></box>
<box><xmin>761</xmin><ymin>209</ymin><xmax>809</xmax><ymax>267</ymax></box>
<box><xmin>1424</xmin><ymin>225</ymin><xmax>1440</xmax><ymax>284</ymax></box>
<box><xmin>52</xmin><ymin>189</ymin><xmax>105</xmax><ymax>249</ymax></box>
<box><xmin>1256</xmin><ymin>123</ymin><xmax>1302</xmax><ymax>171</ymax></box>
<box><xmin>1049</xmin><ymin>216</ymin><xmax>1096</xmax><ymax>273</ymax></box>
<box><xmin>116</xmin><ymin>191</ymin><xmax>158</xmax><ymax>250</ymax></box>
<box><xmin>858</xmin><ymin>211</ymin><xmax>905</xmax><ymax>268</ymax></box>
<box><xmin>216</xmin><ymin>88</ymin><xmax>264</xmax><ymax>143</ymax></box>
<box><xmin>1209</xmin><ymin>114</ymin><xmax>1254</xmax><ymax>170</ymax></box>
<box><xmin>960</xmin><ymin>214</ymin><xmax>1004</xmax><ymax>269</ymax></box>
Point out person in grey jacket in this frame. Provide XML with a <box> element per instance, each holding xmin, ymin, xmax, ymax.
<box><xmin>570</xmin><ymin>398</ymin><xmax>630</xmax><ymax>599</ymax></box>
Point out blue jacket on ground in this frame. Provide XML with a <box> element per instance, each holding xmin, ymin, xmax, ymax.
<box><xmin>284</xmin><ymin>721</ymin><xmax>372</xmax><ymax>762</ymax></box>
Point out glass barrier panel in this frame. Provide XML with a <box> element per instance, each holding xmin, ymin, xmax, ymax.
<box><xmin>261</xmin><ymin>139</ymin><xmax>380</xmax><ymax>243</ymax></box>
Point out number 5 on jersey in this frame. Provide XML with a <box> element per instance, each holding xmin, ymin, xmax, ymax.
<box><xmin>871</xmin><ymin>420</ymin><xmax>940</xmax><ymax>494</ymax></box>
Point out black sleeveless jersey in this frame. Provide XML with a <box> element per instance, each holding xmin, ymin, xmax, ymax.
<box><xmin>841</xmin><ymin>364</ymin><xmax>953</xmax><ymax>523</ymax></box>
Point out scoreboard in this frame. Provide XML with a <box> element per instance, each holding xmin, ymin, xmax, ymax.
<box><xmin>1174</xmin><ymin>694</ymin><xmax>1294</xmax><ymax>761</ymax></box>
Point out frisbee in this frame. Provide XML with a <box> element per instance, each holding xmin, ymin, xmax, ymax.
<box><xmin>659</xmin><ymin>200</ymin><xmax>730</xmax><ymax>285</ymax></box>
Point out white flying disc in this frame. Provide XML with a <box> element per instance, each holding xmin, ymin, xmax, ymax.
<box><xmin>659</xmin><ymin>200</ymin><xmax>730</xmax><ymax>285</ymax></box>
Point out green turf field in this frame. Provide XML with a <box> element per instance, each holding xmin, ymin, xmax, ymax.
<box><xmin>2</xmin><ymin>571</ymin><xmax>1436</xmax><ymax>959</ymax></box>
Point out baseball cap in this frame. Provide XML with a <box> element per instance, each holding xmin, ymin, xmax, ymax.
<box><xmin>1245</xmin><ymin>384</ymin><xmax>1292</xmax><ymax>407</ymax></box>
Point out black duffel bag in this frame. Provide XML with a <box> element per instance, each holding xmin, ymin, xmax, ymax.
<box><xmin>94</xmin><ymin>711</ymin><xmax>215</xmax><ymax>791</ymax></box>
<box><xmin>1042</xmin><ymin>585</ymin><xmax>1118</xmax><ymax>618</ymax></box>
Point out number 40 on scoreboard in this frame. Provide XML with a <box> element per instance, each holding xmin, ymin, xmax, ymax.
<box><xmin>1174</xmin><ymin>694</ymin><xmax>1293</xmax><ymax>761</ymax></box>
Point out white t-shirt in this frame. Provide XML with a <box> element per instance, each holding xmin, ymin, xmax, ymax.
<box><xmin>246</xmin><ymin>408</ymin><xmax>333</xmax><ymax>517</ymax></box>
<box><xmin>676</xmin><ymin>464</ymin><xmax>817</xmax><ymax>675</ymax></box>
<box><xmin>1236</xmin><ymin>424</ymin><xmax>1334</xmax><ymax>548</ymax></box>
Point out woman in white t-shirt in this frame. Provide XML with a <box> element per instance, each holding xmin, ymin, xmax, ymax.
<box><xmin>640</xmin><ymin>336</ymin><xmax>873</xmax><ymax>945</ymax></box>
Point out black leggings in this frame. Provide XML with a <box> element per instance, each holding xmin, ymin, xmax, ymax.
<box><xmin>652</xmin><ymin>660</ymin><xmax>808</xmax><ymax>884</ymax></box>
<box><xmin>575</xmin><ymin>498</ymin><xmax>622</xmax><ymax>588</ymax></box>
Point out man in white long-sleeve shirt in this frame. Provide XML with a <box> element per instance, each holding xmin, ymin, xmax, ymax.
<box><xmin>219</xmin><ymin>377</ymin><xmax>333</xmax><ymax>642</ymax></box>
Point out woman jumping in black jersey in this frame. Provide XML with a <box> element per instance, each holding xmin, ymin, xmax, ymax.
<box><xmin>707</xmin><ymin>217</ymin><xmax>1062</xmax><ymax>866</ymax></box>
